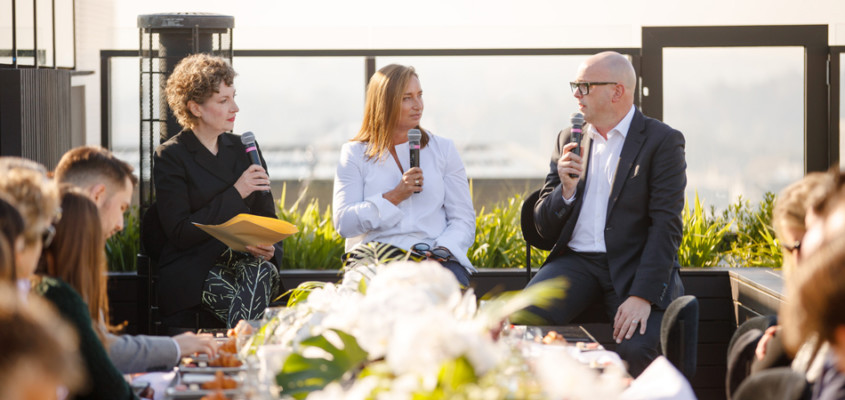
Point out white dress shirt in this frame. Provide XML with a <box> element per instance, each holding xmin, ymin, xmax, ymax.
<box><xmin>568</xmin><ymin>105</ymin><xmax>636</xmax><ymax>253</ymax></box>
<box><xmin>333</xmin><ymin>132</ymin><xmax>476</xmax><ymax>272</ymax></box>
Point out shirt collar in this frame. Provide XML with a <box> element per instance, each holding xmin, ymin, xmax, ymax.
<box><xmin>589</xmin><ymin>104</ymin><xmax>636</xmax><ymax>140</ymax></box>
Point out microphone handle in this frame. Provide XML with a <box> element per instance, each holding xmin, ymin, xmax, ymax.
<box><xmin>244</xmin><ymin>143</ymin><xmax>270</xmax><ymax>194</ymax></box>
<box><xmin>568</xmin><ymin>127</ymin><xmax>582</xmax><ymax>178</ymax></box>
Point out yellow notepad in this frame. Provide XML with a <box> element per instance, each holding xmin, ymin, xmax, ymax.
<box><xmin>193</xmin><ymin>214</ymin><xmax>298</xmax><ymax>252</ymax></box>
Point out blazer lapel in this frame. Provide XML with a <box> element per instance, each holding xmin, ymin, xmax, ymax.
<box><xmin>183</xmin><ymin>131</ymin><xmax>235</xmax><ymax>184</ymax></box>
<box><xmin>607</xmin><ymin>110</ymin><xmax>646</xmax><ymax>217</ymax></box>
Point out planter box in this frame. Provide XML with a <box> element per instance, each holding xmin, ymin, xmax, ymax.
<box><xmin>107</xmin><ymin>272</ymin><xmax>143</xmax><ymax>335</ymax></box>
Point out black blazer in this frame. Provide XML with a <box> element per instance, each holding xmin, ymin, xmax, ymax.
<box><xmin>533</xmin><ymin>108</ymin><xmax>686</xmax><ymax>309</ymax></box>
<box><xmin>153</xmin><ymin>130</ymin><xmax>282</xmax><ymax>316</ymax></box>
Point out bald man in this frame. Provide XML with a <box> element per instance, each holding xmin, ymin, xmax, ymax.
<box><xmin>521</xmin><ymin>52</ymin><xmax>686</xmax><ymax>376</ymax></box>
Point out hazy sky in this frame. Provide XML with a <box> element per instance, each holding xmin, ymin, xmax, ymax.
<box><xmin>112</xmin><ymin>0</ymin><xmax>845</xmax><ymax>49</ymax></box>
<box><xmin>98</xmin><ymin>0</ymin><xmax>845</xmax><ymax>209</ymax></box>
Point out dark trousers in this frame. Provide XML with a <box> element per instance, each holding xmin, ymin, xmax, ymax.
<box><xmin>522</xmin><ymin>251</ymin><xmax>662</xmax><ymax>377</ymax></box>
<box><xmin>441</xmin><ymin>260</ymin><xmax>471</xmax><ymax>287</ymax></box>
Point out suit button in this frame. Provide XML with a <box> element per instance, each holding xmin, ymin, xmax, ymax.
<box><xmin>605</xmin><ymin>226</ymin><xmax>613</xmax><ymax>231</ymax></box>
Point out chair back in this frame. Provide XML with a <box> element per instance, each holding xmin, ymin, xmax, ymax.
<box><xmin>660</xmin><ymin>295</ymin><xmax>699</xmax><ymax>380</ymax></box>
<box><xmin>733</xmin><ymin>367</ymin><xmax>811</xmax><ymax>400</ymax></box>
<box><xmin>520</xmin><ymin>189</ymin><xmax>555</xmax><ymax>252</ymax></box>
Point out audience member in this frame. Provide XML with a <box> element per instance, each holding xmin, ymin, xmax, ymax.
<box><xmin>0</xmin><ymin>197</ymin><xmax>25</xmax><ymax>282</ymax></box>
<box><xmin>332</xmin><ymin>64</ymin><xmax>476</xmax><ymax>286</ymax></box>
<box><xmin>0</xmin><ymin>157</ymin><xmax>137</xmax><ymax>399</ymax></box>
<box><xmin>55</xmin><ymin>146</ymin><xmax>219</xmax><ymax>372</ymax></box>
<box><xmin>516</xmin><ymin>51</ymin><xmax>686</xmax><ymax>377</ymax></box>
<box><xmin>782</xmin><ymin>236</ymin><xmax>845</xmax><ymax>400</ymax></box>
<box><xmin>156</xmin><ymin>53</ymin><xmax>283</xmax><ymax>330</ymax></box>
<box><xmin>0</xmin><ymin>283</ymin><xmax>84</xmax><ymax>400</ymax></box>
<box><xmin>0</xmin><ymin>157</ymin><xmax>61</xmax><ymax>293</ymax></box>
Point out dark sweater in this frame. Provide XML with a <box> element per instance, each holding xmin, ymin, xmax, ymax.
<box><xmin>35</xmin><ymin>277</ymin><xmax>137</xmax><ymax>400</ymax></box>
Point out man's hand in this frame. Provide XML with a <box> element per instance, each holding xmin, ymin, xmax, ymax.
<box><xmin>613</xmin><ymin>296</ymin><xmax>651</xmax><ymax>344</ymax></box>
<box><xmin>174</xmin><ymin>332</ymin><xmax>219</xmax><ymax>358</ymax></box>
<box><xmin>556</xmin><ymin>142</ymin><xmax>583</xmax><ymax>199</ymax></box>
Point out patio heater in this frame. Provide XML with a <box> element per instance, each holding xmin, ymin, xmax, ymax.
<box><xmin>137</xmin><ymin>12</ymin><xmax>234</xmax><ymax>209</ymax></box>
<box><xmin>136</xmin><ymin>13</ymin><xmax>233</xmax><ymax>335</ymax></box>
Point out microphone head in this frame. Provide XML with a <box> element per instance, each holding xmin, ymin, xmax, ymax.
<box><xmin>407</xmin><ymin>129</ymin><xmax>422</xmax><ymax>144</ymax></box>
<box><xmin>240</xmin><ymin>131</ymin><xmax>255</xmax><ymax>145</ymax></box>
<box><xmin>570</xmin><ymin>112</ymin><xmax>585</xmax><ymax>127</ymax></box>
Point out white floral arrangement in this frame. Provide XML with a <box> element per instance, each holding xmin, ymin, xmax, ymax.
<box><xmin>246</xmin><ymin>258</ymin><xmax>626</xmax><ymax>399</ymax></box>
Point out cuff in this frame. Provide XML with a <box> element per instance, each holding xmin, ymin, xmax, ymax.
<box><xmin>171</xmin><ymin>338</ymin><xmax>181</xmax><ymax>366</ymax></box>
<box><xmin>562</xmin><ymin>187</ymin><xmax>577</xmax><ymax>205</ymax></box>
<box><xmin>365</xmin><ymin>193</ymin><xmax>404</xmax><ymax>227</ymax></box>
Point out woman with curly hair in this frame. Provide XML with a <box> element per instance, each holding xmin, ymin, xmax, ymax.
<box><xmin>155</xmin><ymin>53</ymin><xmax>283</xmax><ymax>332</ymax></box>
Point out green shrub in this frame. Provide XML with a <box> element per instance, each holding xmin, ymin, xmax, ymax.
<box><xmin>720</xmin><ymin>192</ymin><xmax>781</xmax><ymax>268</ymax></box>
<box><xmin>276</xmin><ymin>185</ymin><xmax>346</xmax><ymax>270</ymax></box>
<box><xmin>469</xmin><ymin>193</ymin><xmax>548</xmax><ymax>269</ymax></box>
<box><xmin>106</xmin><ymin>206</ymin><xmax>140</xmax><ymax>272</ymax></box>
<box><xmin>678</xmin><ymin>193</ymin><xmax>733</xmax><ymax>268</ymax></box>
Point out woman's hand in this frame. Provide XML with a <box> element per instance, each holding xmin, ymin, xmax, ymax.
<box><xmin>382</xmin><ymin>167</ymin><xmax>423</xmax><ymax>206</ymax></box>
<box><xmin>246</xmin><ymin>244</ymin><xmax>275</xmax><ymax>262</ymax></box>
<box><xmin>234</xmin><ymin>164</ymin><xmax>271</xmax><ymax>198</ymax></box>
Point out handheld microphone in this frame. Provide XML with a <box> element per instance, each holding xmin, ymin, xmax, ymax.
<box><xmin>408</xmin><ymin>129</ymin><xmax>422</xmax><ymax>194</ymax></box>
<box><xmin>241</xmin><ymin>131</ymin><xmax>262</xmax><ymax>166</ymax></box>
<box><xmin>408</xmin><ymin>129</ymin><xmax>421</xmax><ymax>168</ymax></box>
<box><xmin>240</xmin><ymin>131</ymin><xmax>270</xmax><ymax>193</ymax></box>
<box><xmin>568</xmin><ymin>112</ymin><xmax>585</xmax><ymax>178</ymax></box>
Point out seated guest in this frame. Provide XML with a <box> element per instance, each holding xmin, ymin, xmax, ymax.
<box><xmin>0</xmin><ymin>158</ymin><xmax>60</xmax><ymax>293</ymax></box>
<box><xmin>0</xmin><ymin>284</ymin><xmax>84</xmax><ymax>400</ymax></box>
<box><xmin>156</xmin><ymin>54</ymin><xmax>283</xmax><ymax>331</ymax></box>
<box><xmin>0</xmin><ymin>197</ymin><xmax>25</xmax><ymax>283</ymax></box>
<box><xmin>54</xmin><ymin>146</ymin><xmax>219</xmax><ymax>373</ymax></box>
<box><xmin>0</xmin><ymin>157</ymin><xmax>137</xmax><ymax>400</ymax></box>
<box><xmin>752</xmin><ymin>172</ymin><xmax>836</xmax><ymax>380</ymax></box>
<box><xmin>332</xmin><ymin>64</ymin><xmax>476</xmax><ymax>286</ymax></box>
<box><xmin>782</xmin><ymin>236</ymin><xmax>845</xmax><ymax>400</ymax></box>
<box><xmin>514</xmin><ymin>52</ymin><xmax>685</xmax><ymax>377</ymax></box>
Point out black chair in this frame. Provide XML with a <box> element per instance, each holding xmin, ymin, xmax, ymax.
<box><xmin>733</xmin><ymin>367</ymin><xmax>811</xmax><ymax>400</ymax></box>
<box><xmin>139</xmin><ymin>202</ymin><xmax>167</xmax><ymax>335</ymax></box>
<box><xmin>725</xmin><ymin>315</ymin><xmax>779</xmax><ymax>399</ymax></box>
<box><xmin>519</xmin><ymin>189</ymin><xmax>609</xmax><ymax>325</ymax></box>
<box><xmin>660</xmin><ymin>294</ymin><xmax>699</xmax><ymax>380</ymax></box>
<box><xmin>520</xmin><ymin>189</ymin><xmax>554</xmax><ymax>284</ymax></box>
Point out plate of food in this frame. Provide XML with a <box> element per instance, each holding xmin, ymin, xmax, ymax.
<box><xmin>180</xmin><ymin>353</ymin><xmax>246</xmax><ymax>374</ymax></box>
<box><xmin>165</xmin><ymin>371</ymin><xmax>244</xmax><ymax>399</ymax></box>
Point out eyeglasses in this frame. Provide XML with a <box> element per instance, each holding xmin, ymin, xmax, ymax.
<box><xmin>569</xmin><ymin>81</ymin><xmax>617</xmax><ymax>96</ymax></box>
<box><xmin>411</xmin><ymin>243</ymin><xmax>452</xmax><ymax>262</ymax></box>
<box><xmin>42</xmin><ymin>225</ymin><xmax>56</xmax><ymax>248</ymax></box>
<box><xmin>782</xmin><ymin>240</ymin><xmax>801</xmax><ymax>254</ymax></box>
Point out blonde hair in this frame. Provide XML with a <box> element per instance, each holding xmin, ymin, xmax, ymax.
<box><xmin>772</xmin><ymin>172</ymin><xmax>832</xmax><ymax>271</ymax></box>
<box><xmin>0</xmin><ymin>158</ymin><xmax>60</xmax><ymax>244</ymax></box>
<box><xmin>165</xmin><ymin>53</ymin><xmax>237</xmax><ymax>130</ymax></box>
<box><xmin>351</xmin><ymin>64</ymin><xmax>429</xmax><ymax>160</ymax></box>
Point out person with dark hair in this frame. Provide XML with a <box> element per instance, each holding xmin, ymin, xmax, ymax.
<box><xmin>332</xmin><ymin>64</ymin><xmax>476</xmax><ymax>286</ymax></box>
<box><xmin>156</xmin><ymin>53</ymin><xmax>283</xmax><ymax>331</ymax></box>
<box><xmin>55</xmin><ymin>148</ymin><xmax>218</xmax><ymax>373</ymax></box>
<box><xmin>517</xmin><ymin>52</ymin><xmax>686</xmax><ymax>377</ymax></box>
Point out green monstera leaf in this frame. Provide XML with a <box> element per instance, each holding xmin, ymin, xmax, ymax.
<box><xmin>277</xmin><ymin>329</ymin><xmax>368</xmax><ymax>399</ymax></box>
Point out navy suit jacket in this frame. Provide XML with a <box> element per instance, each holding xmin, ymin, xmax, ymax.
<box><xmin>153</xmin><ymin>130</ymin><xmax>282</xmax><ymax>316</ymax></box>
<box><xmin>533</xmin><ymin>108</ymin><xmax>686</xmax><ymax>309</ymax></box>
